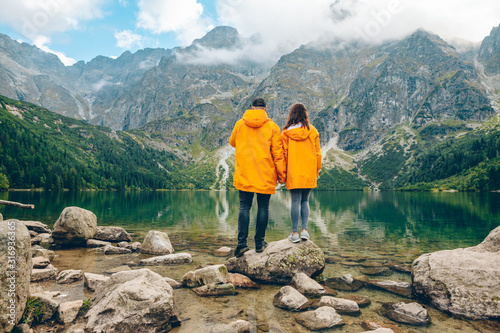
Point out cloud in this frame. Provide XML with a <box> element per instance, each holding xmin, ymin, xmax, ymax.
<box><xmin>0</xmin><ymin>0</ymin><xmax>108</xmax><ymax>38</ymax></box>
<box><xmin>115</xmin><ymin>30</ymin><xmax>144</xmax><ymax>49</ymax></box>
<box><xmin>136</xmin><ymin>0</ymin><xmax>213</xmax><ymax>45</ymax></box>
<box><xmin>211</xmin><ymin>0</ymin><xmax>500</xmax><ymax>64</ymax></box>
<box><xmin>33</xmin><ymin>35</ymin><xmax>77</xmax><ymax>66</ymax></box>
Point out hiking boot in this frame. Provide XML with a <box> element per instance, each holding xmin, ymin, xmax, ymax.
<box><xmin>288</xmin><ymin>233</ymin><xmax>300</xmax><ymax>243</ymax></box>
<box><xmin>301</xmin><ymin>230</ymin><xmax>310</xmax><ymax>241</ymax></box>
<box><xmin>234</xmin><ymin>246</ymin><xmax>250</xmax><ymax>258</ymax></box>
<box><xmin>255</xmin><ymin>242</ymin><xmax>268</xmax><ymax>253</ymax></box>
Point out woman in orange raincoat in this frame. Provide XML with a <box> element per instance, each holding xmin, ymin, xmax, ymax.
<box><xmin>281</xmin><ymin>103</ymin><xmax>322</xmax><ymax>242</ymax></box>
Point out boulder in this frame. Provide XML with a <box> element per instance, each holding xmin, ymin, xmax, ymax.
<box><xmin>117</xmin><ymin>241</ymin><xmax>141</xmax><ymax>252</ymax></box>
<box><xmin>312</xmin><ymin>296</ymin><xmax>360</xmax><ymax>315</ymax></box>
<box><xmin>102</xmin><ymin>245</ymin><xmax>132</xmax><ymax>255</ymax></box>
<box><xmin>210</xmin><ymin>320</ymin><xmax>252</xmax><ymax>333</ymax></box>
<box><xmin>31</xmin><ymin>248</ymin><xmax>55</xmax><ymax>261</ymax></box>
<box><xmin>86</xmin><ymin>239</ymin><xmax>111</xmax><ymax>248</ymax></box>
<box><xmin>273</xmin><ymin>286</ymin><xmax>309</xmax><ymax>311</ymax></box>
<box><xmin>84</xmin><ymin>273</ymin><xmax>109</xmax><ymax>292</ymax></box>
<box><xmin>291</xmin><ymin>272</ymin><xmax>326</xmax><ymax>297</ymax></box>
<box><xmin>213</xmin><ymin>247</ymin><xmax>232</xmax><ymax>257</ymax></box>
<box><xmin>193</xmin><ymin>283</ymin><xmax>237</xmax><ymax>297</ymax></box>
<box><xmin>380</xmin><ymin>302</ymin><xmax>430</xmax><ymax>326</ymax></box>
<box><xmin>182</xmin><ymin>264</ymin><xmax>228</xmax><ymax>287</ymax></box>
<box><xmin>294</xmin><ymin>306</ymin><xmax>345</xmax><ymax>330</ymax></box>
<box><xmin>31</xmin><ymin>264</ymin><xmax>58</xmax><ymax>282</ymax></box>
<box><xmin>57</xmin><ymin>300</ymin><xmax>83</xmax><ymax>325</ymax></box>
<box><xmin>51</xmin><ymin>207</ymin><xmax>97</xmax><ymax>246</ymax></box>
<box><xmin>325</xmin><ymin>274</ymin><xmax>364</xmax><ymax>291</ymax></box>
<box><xmin>56</xmin><ymin>270</ymin><xmax>83</xmax><ymax>284</ymax></box>
<box><xmin>32</xmin><ymin>256</ymin><xmax>50</xmax><ymax>269</ymax></box>
<box><xmin>21</xmin><ymin>221</ymin><xmax>51</xmax><ymax>234</ymax></box>
<box><xmin>93</xmin><ymin>226</ymin><xmax>132</xmax><ymax>242</ymax></box>
<box><xmin>0</xmin><ymin>220</ymin><xmax>32</xmax><ymax>332</ymax></box>
<box><xmin>85</xmin><ymin>269</ymin><xmax>181</xmax><ymax>332</ymax></box>
<box><xmin>228</xmin><ymin>273</ymin><xmax>260</xmax><ymax>289</ymax></box>
<box><xmin>225</xmin><ymin>239</ymin><xmax>325</xmax><ymax>284</ymax></box>
<box><xmin>139</xmin><ymin>253</ymin><xmax>192</xmax><ymax>266</ymax></box>
<box><xmin>367</xmin><ymin>280</ymin><xmax>413</xmax><ymax>298</ymax></box>
<box><xmin>141</xmin><ymin>231</ymin><xmax>174</xmax><ymax>255</ymax></box>
<box><xmin>412</xmin><ymin>225</ymin><xmax>500</xmax><ymax>319</ymax></box>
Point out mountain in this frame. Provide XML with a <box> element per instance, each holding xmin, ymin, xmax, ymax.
<box><xmin>0</xmin><ymin>24</ymin><xmax>499</xmax><ymax>191</ymax></box>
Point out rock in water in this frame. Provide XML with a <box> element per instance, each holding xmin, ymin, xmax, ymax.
<box><xmin>412</xmin><ymin>225</ymin><xmax>500</xmax><ymax>319</ymax></box>
<box><xmin>51</xmin><ymin>207</ymin><xmax>97</xmax><ymax>247</ymax></box>
<box><xmin>0</xmin><ymin>220</ymin><xmax>32</xmax><ymax>332</ymax></box>
<box><xmin>93</xmin><ymin>226</ymin><xmax>132</xmax><ymax>242</ymax></box>
<box><xmin>294</xmin><ymin>306</ymin><xmax>345</xmax><ymax>330</ymax></box>
<box><xmin>380</xmin><ymin>302</ymin><xmax>430</xmax><ymax>326</ymax></box>
<box><xmin>85</xmin><ymin>268</ymin><xmax>181</xmax><ymax>332</ymax></box>
<box><xmin>291</xmin><ymin>272</ymin><xmax>326</xmax><ymax>297</ymax></box>
<box><xmin>182</xmin><ymin>264</ymin><xmax>228</xmax><ymax>287</ymax></box>
<box><xmin>141</xmin><ymin>231</ymin><xmax>174</xmax><ymax>255</ymax></box>
<box><xmin>225</xmin><ymin>239</ymin><xmax>325</xmax><ymax>284</ymax></box>
<box><xmin>273</xmin><ymin>286</ymin><xmax>309</xmax><ymax>311</ymax></box>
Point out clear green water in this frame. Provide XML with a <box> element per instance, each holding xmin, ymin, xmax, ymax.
<box><xmin>2</xmin><ymin>190</ymin><xmax>500</xmax><ymax>332</ymax></box>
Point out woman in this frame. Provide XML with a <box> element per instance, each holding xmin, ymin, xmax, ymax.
<box><xmin>281</xmin><ymin>103</ymin><xmax>322</xmax><ymax>242</ymax></box>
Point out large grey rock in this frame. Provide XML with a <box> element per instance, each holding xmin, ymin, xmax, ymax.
<box><xmin>193</xmin><ymin>283</ymin><xmax>237</xmax><ymax>297</ymax></box>
<box><xmin>141</xmin><ymin>231</ymin><xmax>174</xmax><ymax>255</ymax></box>
<box><xmin>56</xmin><ymin>269</ymin><xmax>83</xmax><ymax>284</ymax></box>
<box><xmin>93</xmin><ymin>226</ymin><xmax>132</xmax><ymax>242</ymax></box>
<box><xmin>31</xmin><ymin>264</ymin><xmax>58</xmax><ymax>282</ymax></box>
<box><xmin>412</xmin><ymin>225</ymin><xmax>500</xmax><ymax>319</ymax></box>
<box><xmin>380</xmin><ymin>302</ymin><xmax>430</xmax><ymax>326</ymax></box>
<box><xmin>21</xmin><ymin>221</ymin><xmax>51</xmax><ymax>234</ymax></box>
<box><xmin>85</xmin><ymin>268</ymin><xmax>181</xmax><ymax>332</ymax></box>
<box><xmin>84</xmin><ymin>273</ymin><xmax>110</xmax><ymax>292</ymax></box>
<box><xmin>272</xmin><ymin>286</ymin><xmax>309</xmax><ymax>311</ymax></box>
<box><xmin>291</xmin><ymin>272</ymin><xmax>326</xmax><ymax>297</ymax></box>
<box><xmin>367</xmin><ymin>280</ymin><xmax>413</xmax><ymax>298</ymax></box>
<box><xmin>225</xmin><ymin>239</ymin><xmax>325</xmax><ymax>284</ymax></box>
<box><xmin>139</xmin><ymin>253</ymin><xmax>192</xmax><ymax>266</ymax></box>
<box><xmin>32</xmin><ymin>256</ymin><xmax>50</xmax><ymax>269</ymax></box>
<box><xmin>313</xmin><ymin>296</ymin><xmax>360</xmax><ymax>315</ymax></box>
<box><xmin>182</xmin><ymin>264</ymin><xmax>228</xmax><ymax>287</ymax></box>
<box><xmin>210</xmin><ymin>320</ymin><xmax>252</xmax><ymax>333</ymax></box>
<box><xmin>294</xmin><ymin>306</ymin><xmax>345</xmax><ymax>330</ymax></box>
<box><xmin>51</xmin><ymin>207</ymin><xmax>97</xmax><ymax>246</ymax></box>
<box><xmin>0</xmin><ymin>220</ymin><xmax>32</xmax><ymax>332</ymax></box>
<box><xmin>57</xmin><ymin>300</ymin><xmax>83</xmax><ymax>325</ymax></box>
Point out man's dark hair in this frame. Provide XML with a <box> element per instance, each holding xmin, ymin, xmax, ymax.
<box><xmin>252</xmin><ymin>98</ymin><xmax>266</xmax><ymax>108</ymax></box>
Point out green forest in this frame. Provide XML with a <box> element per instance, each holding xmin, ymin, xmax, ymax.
<box><xmin>0</xmin><ymin>95</ymin><xmax>215</xmax><ymax>191</ymax></box>
<box><xmin>1</xmin><ymin>94</ymin><xmax>499</xmax><ymax>192</ymax></box>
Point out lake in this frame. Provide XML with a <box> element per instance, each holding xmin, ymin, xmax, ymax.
<box><xmin>1</xmin><ymin>190</ymin><xmax>499</xmax><ymax>332</ymax></box>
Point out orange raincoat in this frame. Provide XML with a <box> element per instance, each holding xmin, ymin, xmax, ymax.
<box><xmin>229</xmin><ymin>109</ymin><xmax>286</xmax><ymax>194</ymax></box>
<box><xmin>282</xmin><ymin>124</ymin><xmax>322</xmax><ymax>190</ymax></box>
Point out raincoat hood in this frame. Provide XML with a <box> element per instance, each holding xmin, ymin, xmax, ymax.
<box><xmin>242</xmin><ymin>109</ymin><xmax>271</xmax><ymax>128</ymax></box>
<box><xmin>283</xmin><ymin>126</ymin><xmax>312</xmax><ymax>141</ymax></box>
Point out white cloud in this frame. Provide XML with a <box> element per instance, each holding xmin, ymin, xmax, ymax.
<box><xmin>33</xmin><ymin>35</ymin><xmax>77</xmax><ymax>66</ymax></box>
<box><xmin>0</xmin><ymin>0</ymin><xmax>108</xmax><ymax>38</ymax></box>
<box><xmin>136</xmin><ymin>0</ymin><xmax>213</xmax><ymax>45</ymax></box>
<box><xmin>115</xmin><ymin>30</ymin><xmax>144</xmax><ymax>49</ymax></box>
<box><xmin>214</xmin><ymin>0</ymin><xmax>500</xmax><ymax>64</ymax></box>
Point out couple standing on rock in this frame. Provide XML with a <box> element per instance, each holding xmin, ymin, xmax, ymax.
<box><xmin>230</xmin><ymin>97</ymin><xmax>322</xmax><ymax>258</ymax></box>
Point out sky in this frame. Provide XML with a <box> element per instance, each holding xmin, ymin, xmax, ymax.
<box><xmin>0</xmin><ymin>0</ymin><xmax>498</xmax><ymax>66</ymax></box>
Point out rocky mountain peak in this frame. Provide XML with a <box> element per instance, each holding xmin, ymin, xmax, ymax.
<box><xmin>191</xmin><ymin>26</ymin><xmax>241</xmax><ymax>49</ymax></box>
<box><xmin>478</xmin><ymin>24</ymin><xmax>500</xmax><ymax>75</ymax></box>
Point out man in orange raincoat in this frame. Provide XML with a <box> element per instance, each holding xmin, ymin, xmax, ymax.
<box><xmin>229</xmin><ymin>98</ymin><xmax>286</xmax><ymax>257</ymax></box>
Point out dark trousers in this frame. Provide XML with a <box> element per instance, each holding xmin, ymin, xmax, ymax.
<box><xmin>237</xmin><ymin>190</ymin><xmax>271</xmax><ymax>248</ymax></box>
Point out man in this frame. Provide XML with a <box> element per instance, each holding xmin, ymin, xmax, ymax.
<box><xmin>229</xmin><ymin>97</ymin><xmax>286</xmax><ymax>257</ymax></box>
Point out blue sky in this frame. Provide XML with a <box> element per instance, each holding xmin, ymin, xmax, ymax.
<box><xmin>0</xmin><ymin>0</ymin><xmax>499</xmax><ymax>66</ymax></box>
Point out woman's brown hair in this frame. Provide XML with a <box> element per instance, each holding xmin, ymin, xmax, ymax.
<box><xmin>283</xmin><ymin>103</ymin><xmax>310</xmax><ymax>130</ymax></box>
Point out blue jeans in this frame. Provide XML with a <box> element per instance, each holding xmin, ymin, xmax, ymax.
<box><xmin>237</xmin><ymin>190</ymin><xmax>271</xmax><ymax>248</ymax></box>
<box><xmin>290</xmin><ymin>189</ymin><xmax>311</xmax><ymax>232</ymax></box>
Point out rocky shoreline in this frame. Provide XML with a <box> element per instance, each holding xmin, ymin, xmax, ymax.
<box><xmin>1</xmin><ymin>207</ymin><xmax>499</xmax><ymax>332</ymax></box>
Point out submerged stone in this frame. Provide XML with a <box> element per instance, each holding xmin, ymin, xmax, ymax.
<box><xmin>294</xmin><ymin>306</ymin><xmax>345</xmax><ymax>330</ymax></box>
